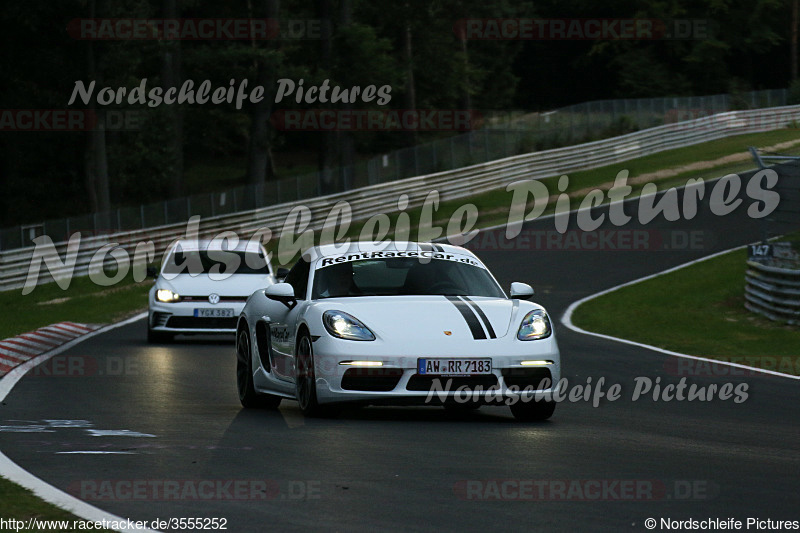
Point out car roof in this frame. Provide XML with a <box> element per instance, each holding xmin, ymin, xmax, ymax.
<box><xmin>306</xmin><ymin>241</ymin><xmax>479</xmax><ymax>264</ymax></box>
<box><xmin>168</xmin><ymin>239</ymin><xmax>267</xmax><ymax>254</ymax></box>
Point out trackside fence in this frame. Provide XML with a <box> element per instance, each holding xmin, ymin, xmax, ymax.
<box><xmin>0</xmin><ymin>89</ymin><xmax>790</xmax><ymax>252</ymax></box>
<box><xmin>2</xmin><ymin>105</ymin><xmax>800</xmax><ymax>292</ymax></box>
<box><xmin>745</xmin><ymin>261</ymin><xmax>800</xmax><ymax>325</ymax></box>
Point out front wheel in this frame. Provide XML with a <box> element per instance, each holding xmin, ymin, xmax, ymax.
<box><xmin>237</xmin><ymin>329</ymin><xmax>281</xmax><ymax>409</ymax></box>
<box><xmin>509</xmin><ymin>399</ymin><xmax>556</xmax><ymax>421</ymax></box>
<box><xmin>295</xmin><ymin>333</ymin><xmax>335</xmax><ymax>418</ymax></box>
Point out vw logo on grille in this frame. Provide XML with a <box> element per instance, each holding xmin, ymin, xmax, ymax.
<box><xmin>208</xmin><ymin>293</ymin><xmax>220</xmax><ymax>305</ymax></box>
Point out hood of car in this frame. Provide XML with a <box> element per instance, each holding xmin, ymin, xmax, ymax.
<box><xmin>158</xmin><ymin>274</ymin><xmax>273</xmax><ymax>297</ymax></box>
<box><xmin>316</xmin><ymin>295</ymin><xmax>533</xmax><ymax>341</ymax></box>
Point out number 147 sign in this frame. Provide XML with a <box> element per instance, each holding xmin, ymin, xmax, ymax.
<box><xmin>747</xmin><ymin>244</ymin><xmax>773</xmax><ymax>259</ymax></box>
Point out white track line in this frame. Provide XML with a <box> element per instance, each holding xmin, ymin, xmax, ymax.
<box><xmin>0</xmin><ymin>312</ymin><xmax>160</xmax><ymax>533</ymax></box>
<box><xmin>560</xmin><ymin>246</ymin><xmax>800</xmax><ymax>381</ymax></box>
<box><xmin>56</xmin><ymin>451</ymin><xmax>138</xmax><ymax>455</ymax></box>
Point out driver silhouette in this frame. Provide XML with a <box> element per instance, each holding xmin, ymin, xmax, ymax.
<box><xmin>319</xmin><ymin>262</ymin><xmax>354</xmax><ymax>298</ymax></box>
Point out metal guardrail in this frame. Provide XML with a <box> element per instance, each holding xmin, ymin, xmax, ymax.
<box><xmin>2</xmin><ymin>104</ymin><xmax>800</xmax><ymax>292</ymax></box>
<box><xmin>745</xmin><ymin>261</ymin><xmax>800</xmax><ymax>325</ymax></box>
<box><xmin>1</xmin><ymin>89</ymin><xmax>790</xmax><ymax>252</ymax></box>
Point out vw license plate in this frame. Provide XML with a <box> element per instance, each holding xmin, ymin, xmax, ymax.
<box><xmin>418</xmin><ymin>358</ymin><xmax>492</xmax><ymax>376</ymax></box>
<box><xmin>194</xmin><ymin>308</ymin><xmax>234</xmax><ymax>318</ymax></box>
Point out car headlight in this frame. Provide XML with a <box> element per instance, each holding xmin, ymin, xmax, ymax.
<box><xmin>156</xmin><ymin>289</ymin><xmax>181</xmax><ymax>303</ymax></box>
<box><xmin>517</xmin><ymin>310</ymin><xmax>551</xmax><ymax>340</ymax></box>
<box><xmin>323</xmin><ymin>311</ymin><xmax>375</xmax><ymax>341</ymax></box>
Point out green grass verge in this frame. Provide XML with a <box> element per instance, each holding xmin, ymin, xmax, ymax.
<box><xmin>570</xmin><ymin>248</ymin><xmax>800</xmax><ymax>374</ymax></box>
<box><xmin>778</xmin><ymin>231</ymin><xmax>800</xmax><ymax>249</ymax></box>
<box><xmin>0</xmin><ymin>477</ymin><xmax>109</xmax><ymax>531</ymax></box>
<box><xmin>566</xmin><ymin>130</ymin><xmax>800</xmax><ymax>189</ymax></box>
<box><xmin>0</xmin><ymin>275</ymin><xmax>149</xmax><ymax>341</ymax></box>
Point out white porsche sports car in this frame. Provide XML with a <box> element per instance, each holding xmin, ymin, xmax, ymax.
<box><xmin>148</xmin><ymin>239</ymin><xmax>279</xmax><ymax>342</ymax></box>
<box><xmin>235</xmin><ymin>242</ymin><xmax>561</xmax><ymax>421</ymax></box>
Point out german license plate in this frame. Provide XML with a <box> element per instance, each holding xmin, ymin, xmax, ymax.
<box><xmin>194</xmin><ymin>308</ymin><xmax>234</xmax><ymax>318</ymax></box>
<box><xmin>417</xmin><ymin>358</ymin><xmax>492</xmax><ymax>376</ymax></box>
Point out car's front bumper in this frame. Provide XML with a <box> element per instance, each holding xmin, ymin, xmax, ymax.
<box><xmin>310</xmin><ymin>334</ymin><xmax>561</xmax><ymax>405</ymax></box>
<box><xmin>149</xmin><ymin>300</ymin><xmax>246</xmax><ymax>334</ymax></box>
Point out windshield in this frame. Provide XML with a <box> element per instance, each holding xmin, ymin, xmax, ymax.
<box><xmin>311</xmin><ymin>257</ymin><xmax>505</xmax><ymax>299</ymax></box>
<box><xmin>162</xmin><ymin>250</ymin><xmax>270</xmax><ymax>275</ymax></box>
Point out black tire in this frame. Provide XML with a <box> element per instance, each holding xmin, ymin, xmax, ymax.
<box><xmin>295</xmin><ymin>332</ymin><xmax>335</xmax><ymax>418</ymax></box>
<box><xmin>237</xmin><ymin>329</ymin><xmax>281</xmax><ymax>409</ymax></box>
<box><xmin>147</xmin><ymin>322</ymin><xmax>173</xmax><ymax>344</ymax></box>
<box><xmin>509</xmin><ymin>399</ymin><xmax>556</xmax><ymax>421</ymax></box>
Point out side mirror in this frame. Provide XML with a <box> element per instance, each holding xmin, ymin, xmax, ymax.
<box><xmin>276</xmin><ymin>267</ymin><xmax>290</xmax><ymax>281</ymax></box>
<box><xmin>265</xmin><ymin>283</ymin><xmax>296</xmax><ymax>303</ymax></box>
<box><xmin>146</xmin><ymin>266</ymin><xmax>158</xmax><ymax>279</ymax></box>
<box><xmin>510</xmin><ymin>282</ymin><xmax>534</xmax><ymax>300</ymax></box>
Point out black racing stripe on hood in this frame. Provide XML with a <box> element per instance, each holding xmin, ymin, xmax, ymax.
<box><xmin>461</xmin><ymin>296</ymin><xmax>496</xmax><ymax>339</ymax></box>
<box><xmin>445</xmin><ymin>295</ymin><xmax>486</xmax><ymax>340</ymax></box>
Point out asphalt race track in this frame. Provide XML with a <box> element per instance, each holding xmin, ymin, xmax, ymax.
<box><xmin>2</xmin><ymin>174</ymin><xmax>799</xmax><ymax>532</ymax></box>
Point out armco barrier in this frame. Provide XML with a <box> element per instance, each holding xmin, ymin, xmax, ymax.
<box><xmin>745</xmin><ymin>260</ymin><xmax>800</xmax><ymax>325</ymax></box>
<box><xmin>2</xmin><ymin>105</ymin><xmax>800</xmax><ymax>292</ymax></box>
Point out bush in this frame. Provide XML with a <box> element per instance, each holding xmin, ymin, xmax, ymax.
<box><xmin>728</xmin><ymin>78</ymin><xmax>753</xmax><ymax>110</ymax></box>
<box><xmin>788</xmin><ymin>79</ymin><xmax>800</xmax><ymax>105</ymax></box>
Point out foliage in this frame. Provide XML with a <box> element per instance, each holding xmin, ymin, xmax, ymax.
<box><xmin>0</xmin><ymin>0</ymin><xmax>797</xmax><ymax>227</ymax></box>
<box><xmin>789</xmin><ymin>79</ymin><xmax>800</xmax><ymax>105</ymax></box>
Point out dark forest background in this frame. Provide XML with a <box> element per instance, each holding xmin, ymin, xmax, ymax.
<box><xmin>1</xmin><ymin>0</ymin><xmax>798</xmax><ymax>227</ymax></box>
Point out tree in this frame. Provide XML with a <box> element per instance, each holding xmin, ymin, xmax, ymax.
<box><xmin>246</xmin><ymin>0</ymin><xmax>281</xmax><ymax>190</ymax></box>
<box><xmin>160</xmin><ymin>0</ymin><xmax>183</xmax><ymax>197</ymax></box>
<box><xmin>792</xmin><ymin>0</ymin><xmax>798</xmax><ymax>80</ymax></box>
<box><xmin>83</xmin><ymin>0</ymin><xmax>111</xmax><ymax>215</ymax></box>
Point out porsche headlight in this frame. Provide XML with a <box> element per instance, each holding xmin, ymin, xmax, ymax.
<box><xmin>323</xmin><ymin>311</ymin><xmax>375</xmax><ymax>341</ymax></box>
<box><xmin>517</xmin><ymin>310</ymin><xmax>551</xmax><ymax>340</ymax></box>
<box><xmin>156</xmin><ymin>289</ymin><xmax>181</xmax><ymax>303</ymax></box>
